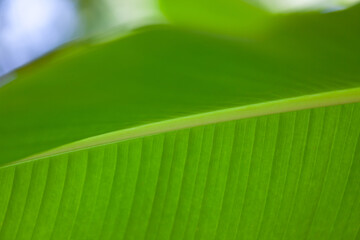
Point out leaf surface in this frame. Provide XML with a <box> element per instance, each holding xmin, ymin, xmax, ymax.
<box><xmin>0</xmin><ymin>5</ymin><xmax>360</xmax><ymax>240</ymax></box>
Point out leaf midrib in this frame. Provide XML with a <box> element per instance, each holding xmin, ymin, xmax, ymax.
<box><xmin>2</xmin><ymin>87</ymin><xmax>360</xmax><ymax>169</ymax></box>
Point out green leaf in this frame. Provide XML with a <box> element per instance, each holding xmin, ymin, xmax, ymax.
<box><xmin>1</xmin><ymin>5</ymin><xmax>360</xmax><ymax>240</ymax></box>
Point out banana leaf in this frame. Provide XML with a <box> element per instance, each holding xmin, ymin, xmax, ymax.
<box><xmin>0</xmin><ymin>4</ymin><xmax>359</xmax><ymax>240</ymax></box>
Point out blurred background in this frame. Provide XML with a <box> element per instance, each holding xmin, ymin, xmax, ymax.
<box><xmin>0</xmin><ymin>0</ymin><xmax>358</xmax><ymax>76</ymax></box>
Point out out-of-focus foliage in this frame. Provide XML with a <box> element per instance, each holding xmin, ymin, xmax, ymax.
<box><xmin>1</xmin><ymin>0</ymin><xmax>359</xmax><ymax>76</ymax></box>
<box><xmin>0</xmin><ymin>0</ymin><xmax>163</xmax><ymax>76</ymax></box>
